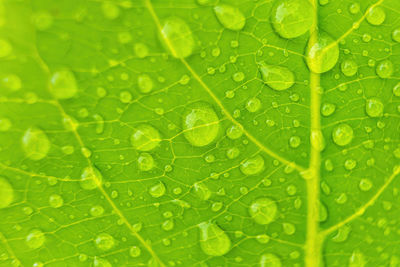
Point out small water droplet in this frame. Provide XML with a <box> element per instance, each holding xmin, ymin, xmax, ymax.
<box><xmin>359</xmin><ymin>178</ymin><xmax>373</xmax><ymax>191</ymax></box>
<box><xmin>249</xmin><ymin>197</ymin><xmax>277</xmax><ymax>225</ymax></box>
<box><xmin>332</xmin><ymin>225</ymin><xmax>351</xmax><ymax>242</ymax></box>
<box><xmin>213</xmin><ymin>4</ymin><xmax>245</xmax><ymax>31</ymax></box>
<box><xmin>138</xmin><ymin>153</ymin><xmax>155</xmax><ymax>171</ymax></box>
<box><xmin>22</xmin><ymin>127</ymin><xmax>50</xmax><ymax>160</ymax></box>
<box><xmin>149</xmin><ymin>181</ymin><xmax>166</xmax><ymax>198</ymax></box>
<box><xmin>321</xmin><ymin>103</ymin><xmax>336</xmax><ymax>116</ymax></box>
<box><xmin>366</xmin><ymin>6</ymin><xmax>385</xmax><ymax>26</ymax></box>
<box><xmin>94</xmin><ymin>233</ymin><xmax>115</xmax><ymax>251</ymax></box>
<box><xmin>260</xmin><ymin>253</ymin><xmax>282</xmax><ymax>267</ymax></box>
<box><xmin>90</xmin><ymin>205</ymin><xmax>104</xmax><ymax>217</ymax></box>
<box><xmin>1</xmin><ymin>74</ymin><xmax>21</xmax><ymax>91</ymax></box>
<box><xmin>349</xmin><ymin>3</ymin><xmax>360</xmax><ymax>14</ymax></box>
<box><xmin>198</xmin><ymin>221</ymin><xmax>231</xmax><ymax>256</ymax></box>
<box><xmin>306</xmin><ymin>32</ymin><xmax>339</xmax><ymax>73</ymax></box>
<box><xmin>240</xmin><ymin>155</ymin><xmax>264</xmax><ymax>175</ymax></box>
<box><xmin>0</xmin><ymin>39</ymin><xmax>12</xmax><ymax>58</ymax></box>
<box><xmin>332</xmin><ymin>123</ymin><xmax>353</xmax><ymax>146</ymax></box>
<box><xmin>349</xmin><ymin>250</ymin><xmax>366</xmax><ymax>267</ymax></box>
<box><xmin>26</xmin><ymin>229</ymin><xmax>45</xmax><ymax>249</ymax></box>
<box><xmin>49</xmin><ymin>194</ymin><xmax>63</xmax><ymax>208</ymax></box>
<box><xmin>194</xmin><ymin>182</ymin><xmax>211</xmax><ymax>201</ymax></box>
<box><xmin>0</xmin><ymin>177</ymin><xmax>13</xmax><ymax>209</ymax></box>
<box><xmin>376</xmin><ymin>59</ymin><xmax>393</xmax><ymax>78</ymax></box>
<box><xmin>93</xmin><ymin>256</ymin><xmax>112</xmax><ymax>267</ymax></box>
<box><xmin>49</xmin><ymin>70</ymin><xmax>78</xmax><ymax>99</ymax></box>
<box><xmin>129</xmin><ymin>246</ymin><xmax>141</xmax><ymax>257</ymax></box>
<box><xmin>289</xmin><ymin>136</ymin><xmax>301</xmax><ymax>148</ymax></box>
<box><xmin>80</xmin><ymin>166</ymin><xmax>102</xmax><ymax>190</ymax></box>
<box><xmin>341</xmin><ymin>59</ymin><xmax>358</xmax><ymax>77</ymax></box>
<box><xmin>161</xmin><ymin>17</ymin><xmax>195</xmax><ymax>58</ymax></box>
<box><xmin>131</xmin><ymin>124</ymin><xmax>161</xmax><ymax>151</ymax></box>
<box><xmin>259</xmin><ymin>62</ymin><xmax>295</xmax><ymax>91</ymax></box>
<box><xmin>365</xmin><ymin>98</ymin><xmax>384</xmax><ymax>117</ymax></box>
<box><xmin>134</xmin><ymin>43</ymin><xmax>149</xmax><ymax>58</ymax></box>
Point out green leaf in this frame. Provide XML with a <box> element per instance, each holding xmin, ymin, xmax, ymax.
<box><xmin>0</xmin><ymin>0</ymin><xmax>399</xmax><ymax>266</ymax></box>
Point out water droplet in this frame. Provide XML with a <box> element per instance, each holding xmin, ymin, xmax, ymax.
<box><xmin>49</xmin><ymin>70</ymin><xmax>78</xmax><ymax>99</ymax></box>
<box><xmin>138</xmin><ymin>153</ymin><xmax>155</xmax><ymax>171</ymax></box>
<box><xmin>0</xmin><ymin>39</ymin><xmax>12</xmax><ymax>58</ymax></box>
<box><xmin>393</xmin><ymin>83</ymin><xmax>400</xmax><ymax>96</ymax></box>
<box><xmin>162</xmin><ymin>219</ymin><xmax>174</xmax><ymax>231</ymax></box>
<box><xmin>131</xmin><ymin>124</ymin><xmax>161</xmax><ymax>151</ymax></box>
<box><xmin>129</xmin><ymin>246</ymin><xmax>141</xmax><ymax>257</ymax></box>
<box><xmin>311</xmin><ymin>130</ymin><xmax>325</xmax><ymax>151</ymax></box>
<box><xmin>240</xmin><ymin>155</ymin><xmax>264</xmax><ymax>175</ymax></box>
<box><xmin>376</xmin><ymin>59</ymin><xmax>393</xmax><ymax>78</ymax></box>
<box><xmin>344</xmin><ymin>159</ymin><xmax>357</xmax><ymax>170</ymax></box>
<box><xmin>1</xmin><ymin>74</ymin><xmax>21</xmax><ymax>91</ymax></box>
<box><xmin>332</xmin><ymin>123</ymin><xmax>353</xmax><ymax>146</ymax></box>
<box><xmin>196</xmin><ymin>0</ymin><xmax>218</xmax><ymax>5</ymax></box>
<box><xmin>283</xmin><ymin>223</ymin><xmax>296</xmax><ymax>235</ymax></box>
<box><xmin>161</xmin><ymin>17</ymin><xmax>195</xmax><ymax>58</ymax></box>
<box><xmin>80</xmin><ymin>166</ymin><xmax>102</xmax><ymax>190</ymax></box>
<box><xmin>321</xmin><ymin>103</ymin><xmax>336</xmax><ymax>116</ymax></box>
<box><xmin>198</xmin><ymin>221</ymin><xmax>231</xmax><ymax>256</ymax></box>
<box><xmin>213</xmin><ymin>4</ymin><xmax>245</xmax><ymax>31</ymax></box>
<box><xmin>226</xmin><ymin>147</ymin><xmax>240</xmax><ymax>159</ymax></box>
<box><xmin>119</xmin><ymin>91</ymin><xmax>132</xmax><ymax>103</ymax></box>
<box><xmin>246</xmin><ymin>98</ymin><xmax>261</xmax><ymax>112</ymax></box>
<box><xmin>260</xmin><ymin>253</ymin><xmax>282</xmax><ymax>267</ymax></box>
<box><xmin>90</xmin><ymin>205</ymin><xmax>104</xmax><ymax>217</ymax></box>
<box><xmin>0</xmin><ymin>177</ymin><xmax>13</xmax><ymax>208</ymax></box>
<box><xmin>366</xmin><ymin>6</ymin><xmax>385</xmax><ymax>26</ymax></box>
<box><xmin>259</xmin><ymin>62</ymin><xmax>295</xmax><ymax>91</ymax></box>
<box><xmin>137</xmin><ymin>74</ymin><xmax>153</xmax><ymax>94</ymax></box>
<box><xmin>249</xmin><ymin>197</ymin><xmax>277</xmax><ymax>225</ymax></box>
<box><xmin>226</xmin><ymin>124</ymin><xmax>243</xmax><ymax>140</ymax></box>
<box><xmin>49</xmin><ymin>194</ymin><xmax>63</xmax><ymax>208</ymax></box>
<box><xmin>365</xmin><ymin>98</ymin><xmax>383</xmax><ymax>117</ymax></box>
<box><xmin>93</xmin><ymin>256</ymin><xmax>112</xmax><ymax>267</ymax></box>
<box><xmin>359</xmin><ymin>178</ymin><xmax>372</xmax><ymax>191</ymax></box>
<box><xmin>95</xmin><ymin>233</ymin><xmax>115</xmax><ymax>251</ymax></box>
<box><xmin>194</xmin><ymin>182</ymin><xmax>211</xmax><ymax>201</ymax></box>
<box><xmin>319</xmin><ymin>202</ymin><xmax>328</xmax><ymax>222</ymax></box>
<box><xmin>134</xmin><ymin>43</ymin><xmax>149</xmax><ymax>58</ymax></box>
<box><xmin>306</xmin><ymin>32</ymin><xmax>339</xmax><ymax>73</ymax></box>
<box><xmin>232</xmin><ymin>71</ymin><xmax>245</xmax><ymax>82</ymax></box>
<box><xmin>182</xmin><ymin>102</ymin><xmax>220</xmax><ymax>147</ymax></box>
<box><xmin>149</xmin><ymin>181</ymin><xmax>166</xmax><ymax>198</ymax></box>
<box><xmin>392</xmin><ymin>28</ymin><xmax>400</xmax><ymax>43</ymax></box>
<box><xmin>349</xmin><ymin>250</ymin><xmax>366</xmax><ymax>267</ymax></box>
<box><xmin>22</xmin><ymin>127</ymin><xmax>50</xmax><ymax>160</ymax></box>
<box><xmin>26</xmin><ymin>229</ymin><xmax>45</xmax><ymax>249</ymax></box>
<box><xmin>335</xmin><ymin>193</ymin><xmax>348</xmax><ymax>204</ymax></box>
<box><xmin>341</xmin><ymin>59</ymin><xmax>358</xmax><ymax>77</ymax></box>
<box><xmin>289</xmin><ymin>136</ymin><xmax>301</xmax><ymax>148</ymax></box>
<box><xmin>271</xmin><ymin>0</ymin><xmax>314</xmax><ymax>39</ymax></box>
<box><xmin>349</xmin><ymin>3</ymin><xmax>360</xmax><ymax>14</ymax></box>
<box><xmin>33</xmin><ymin>11</ymin><xmax>53</xmax><ymax>31</ymax></box>
<box><xmin>332</xmin><ymin>225</ymin><xmax>351</xmax><ymax>242</ymax></box>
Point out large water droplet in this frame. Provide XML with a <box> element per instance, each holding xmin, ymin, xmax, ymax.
<box><xmin>182</xmin><ymin>102</ymin><xmax>220</xmax><ymax>147</ymax></box>
<box><xmin>213</xmin><ymin>4</ymin><xmax>245</xmax><ymax>31</ymax></box>
<box><xmin>332</xmin><ymin>123</ymin><xmax>353</xmax><ymax>146</ymax></box>
<box><xmin>260</xmin><ymin>253</ymin><xmax>282</xmax><ymax>267</ymax></box>
<box><xmin>259</xmin><ymin>62</ymin><xmax>295</xmax><ymax>91</ymax></box>
<box><xmin>321</xmin><ymin>103</ymin><xmax>336</xmax><ymax>117</ymax></box>
<box><xmin>95</xmin><ymin>233</ymin><xmax>115</xmax><ymax>251</ymax></box>
<box><xmin>138</xmin><ymin>153</ymin><xmax>155</xmax><ymax>171</ymax></box>
<box><xmin>26</xmin><ymin>229</ymin><xmax>45</xmax><ymax>249</ymax></box>
<box><xmin>22</xmin><ymin>127</ymin><xmax>50</xmax><ymax>160</ymax></box>
<box><xmin>137</xmin><ymin>74</ymin><xmax>153</xmax><ymax>94</ymax></box>
<box><xmin>359</xmin><ymin>178</ymin><xmax>372</xmax><ymax>191</ymax></box>
<box><xmin>226</xmin><ymin>124</ymin><xmax>243</xmax><ymax>140</ymax></box>
<box><xmin>311</xmin><ymin>130</ymin><xmax>325</xmax><ymax>151</ymax></box>
<box><xmin>161</xmin><ymin>17</ymin><xmax>195</xmax><ymax>58</ymax></box>
<box><xmin>194</xmin><ymin>182</ymin><xmax>212</xmax><ymax>201</ymax></box>
<box><xmin>271</xmin><ymin>0</ymin><xmax>314</xmax><ymax>39</ymax></box>
<box><xmin>198</xmin><ymin>221</ymin><xmax>231</xmax><ymax>256</ymax></box>
<box><xmin>49</xmin><ymin>194</ymin><xmax>63</xmax><ymax>208</ymax></box>
<box><xmin>306</xmin><ymin>32</ymin><xmax>339</xmax><ymax>73</ymax></box>
<box><xmin>349</xmin><ymin>250</ymin><xmax>366</xmax><ymax>267</ymax></box>
<box><xmin>341</xmin><ymin>59</ymin><xmax>358</xmax><ymax>77</ymax></box>
<box><xmin>240</xmin><ymin>155</ymin><xmax>264</xmax><ymax>175</ymax></box>
<box><xmin>376</xmin><ymin>59</ymin><xmax>393</xmax><ymax>78</ymax></box>
<box><xmin>80</xmin><ymin>166</ymin><xmax>102</xmax><ymax>190</ymax></box>
<box><xmin>149</xmin><ymin>181</ymin><xmax>166</xmax><ymax>198</ymax></box>
<box><xmin>0</xmin><ymin>177</ymin><xmax>13</xmax><ymax>209</ymax></box>
<box><xmin>366</xmin><ymin>6</ymin><xmax>385</xmax><ymax>26</ymax></box>
<box><xmin>249</xmin><ymin>197</ymin><xmax>277</xmax><ymax>225</ymax></box>
<box><xmin>365</xmin><ymin>98</ymin><xmax>383</xmax><ymax>117</ymax></box>
<box><xmin>131</xmin><ymin>124</ymin><xmax>161</xmax><ymax>151</ymax></box>
<box><xmin>49</xmin><ymin>70</ymin><xmax>78</xmax><ymax>99</ymax></box>
<box><xmin>332</xmin><ymin>225</ymin><xmax>351</xmax><ymax>242</ymax></box>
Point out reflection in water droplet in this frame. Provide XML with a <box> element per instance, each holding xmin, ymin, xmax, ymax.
<box><xmin>249</xmin><ymin>198</ymin><xmax>277</xmax><ymax>225</ymax></box>
<box><xmin>259</xmin><ymin>62</ymin><xmax>295</xmax><ymax>91</ymax></box>
<box><xmin>131</xmin><ymin>124</ymin><xmax>161</xmax><ymax>151</ymax></box>
<box><xmin>194</xmin><ymin>182</ymin><xmax>212</xmax><ymax>201</ymax></box>
<box><xmin>366</xmin><ymin>6</ymin><xmax>385</xmax><ymax>26</ymax></box>
<box><xmin>260</xmin><ymin>253</ymin><xmax>282</xmax><ymax>267</ymax></box>
<box><xmin>149</xmin><ymin>181</ymin><xmax>166</xmax><ymax>198</ymax></box>
<box><xmin>80</xmin><ymin>166</ymin><xmax>103</xmax><ymax>190</ymax></box>
<box><xmin>332</xmin><ymin>123</ymin><xmax>353</xmax><ymax>146</ymax></box>
<box><xmin>26</xmin><ymin>229</ymin><xmax>45</xmax><ymax>249</ymax></box>
<box><xmin>198</xmin><ymin>221</ymin><xmax>231</xmax><ymax>256</ymax></box>
<box><xmin>332</xmin><ymin>225</ymin><xmax>351</xmax><ymax>242</ymax></box>
<box><xmin>283</xmin><ymin>223</ymin><xmax>296</xmax><ymax>235</ymax></box>
<box><xmin>365</xmin><ymin>98</ymin><xmax>384</xmax><ymax>117</ymax></box>
<box><xmin>0</xmin><ymin>177</ymin><xmax>13</xmax><ymax>209</ymax></box>
<box><xmin>392</xmin><ymin>28</ymin><xmax>400</xmax><ymax>43</ymax></box>
<box><xmin>93</xmin><ymin>256</ymin><xmax>112</xmax><ymax>267</ymax></box>
<box><xmin>137</xmin><ymin>74</ymin><xmax>153</xmax><ymax>94</ymax></box>
<box><xmin>1</xmin><ymin>74</ymin><xmax>21</xmax><ymax>91</ymax></box>
<box><xmin>271</xmin><ymin>0</ymin><xmax>314</xmax><ymax>39</ymax></box>
<box><xmin>182</xmin><ymin>102</ymin><xmax>220</xmax><ymax>147</ymax></box>
<box><xmin>161</xmin><ymin>17</ymin><xmax>195</xmax><ymax>58</ymax></box>
<box><xmin>138</xmin><ymin>153</ymin><xmax>155</xmax><ymax>171</ymax></box>
<box><xmin>240</xmin><ymin>155</ymin><xmax>264</xmax><ymax>175</ymax></box>
<box><xmin>376</xmin><ymin>59</ymin><xmax>393</xmax><ymax>78</ymax></box>
<box><xmin>49</xmin><ymin>70</ymin><xmax>78</xmax><ymax>99</ymax></box>
<box><xmin>321</xmin><ymin>103</ymin><xmax>336</xmax><ymax>117</ymax></box>
<box><xmin>214</xmin><ymin>4</ymin><xmax>245</xmax><ymax>31</ymax></box>
<box><xmin>129</xmin><ymin>246</ymin><xmax>141</xmax><ymax>257</ymax></box>
<box><xmin>22</xmin><ymin>127</ymin><xmax>50</xmax><ymax>161</ymax></box>
<box><xmin>306</xmin><ymin>32</ymin><xmax>339</xmax><ymax>73</ymax></box>
<box><xmin>49</xmin><ymin>194</ymin><xmax>63</xmax><ymax>208</ymax></box>
<box><xmin>226</xmin><ymin>124</ymin><xmax>243</xmax><ymax>140</ymax></box>
<box><xmin>341</xmin><ymin>59</ymin><xmax>358</xmax><ymax>77</ymax></box>
<box><xmin>95</xmin><ymin>233</ymin><xmax>115</xmax><ymax>251</ymax></box>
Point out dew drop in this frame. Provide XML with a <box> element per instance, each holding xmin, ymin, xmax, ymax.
<box><xmin>1</xmin><ymin>74</ymin><xmax>21</xmax><ymax>91</ymax></box>
<box><xmin>33</xmin><ymin>11</ymin><xmax>53</xmax><ymax>31</ymax></box>
<box><xmin>321</xmin><ymin>103</ymin><xmax>336</xmax><ymax>116</ymax></box>
<box><xmin>0</xmin><ymin>177</ymin><xmax>13</xmax><ymax>209</ymax></box>
<box><xmin>137</xmin><ymin>74</ymin><xmax>153</xmax><ymax>94</ymax></box>
<box><xmin>49</xmin><ymin>70</ymin><xmax>78</xmax><ymax>99</ymax></box>
<box><xmin>80</xmin><ymin>166</ymin><xmax>102</xmax><ymax>190</ymax></box>
<box><xmin>246</xmin><ymin>98</ymin><xmax>261</xmax><ymax>112</ymax></box>
<box><xmin>182</xmin><ymin>102</ymin><xmax>220</xmax><ymax>147</ymax></box>
<box><xmin>226</xmin><ymin>147</ymin><xmax>240</xmax><ymax>159</ymax></box>
<box><xmin>359</xmin><ymin>178</ymin><xmax>373</xmax><ymax>191</ymax></box>
<box><xmin>240</xmin><ymin>155</ymin><xmax>264</xmax><ymax>175</ymax></box>
<box><xmin>311</xmin><ymin>130</ymin><xmax>325</xmax><ymax>151</ymax></box>
<box><xmin>349</xmin><ymin>3</ymin><xmax>360</xmax><ymax>14</ymax></box>
<box><xmin>161</xmin><ymin>17</ymin><xmax>195</xmax><ymax>58</ymax></box>
<box><xmin>134</xmin><ymin>43</ymin><xmax>149</xmax><ymax>58</ymax></box>
<box><xmin>259</xmin><ymin>62</ymin><xmax>295</xmax><ymax>91</ymax></box>
<box><xmin>376</xmin><ymin>59</ymin><xmax>393</xmax><ymax>78</ymax></box>
<box><xmin>131</xmin><ymin>124</ymin><xmax>161</xmax><ymax>151</ymax></box>
<box><xmin>365</xmin><ymin>98</ymin><xmax>384</xmax><ymax>117</ymax></box>
<box><xmin>392</xmin><ymin>28</ymin><xmax>400</xmax><ymax>43</ymax></box>
<box><xmin>162</xmin><ymin>219</ymin><xmax>174</xmax><ymax>231</ymax></box>
<box><xmin>26</xmin><ymin>229</ymin><xmax>45</xmax><ymax>249</ymax></box>
<box><xmin>260</xmin><ymin>253</ymin><xmax>282</xmax><ymax>267</ymax></box>
<box><xmin>22</xmin><ymin>127</ymin><xmax>50</xmax><ymax>161</ymax></box>
<box><xmin>366</xmin><ymin>6</ymin><xmax>385</xmax><ymax>26</ymax></box>
<box><xmin>129</xmin><ymin>246</ymin><xmax>141</xmax><ymax>257</ymax></box>
<box><xmin>93</xmin><ymin>256</ymin><xmax>112</xmax><ymax>267</ymax></box>
<box><xmin>95</xmin><ymin>233</ymin><xmax>115</xmax><ymax>251</ymax></box>
<box><xmin>226</xmin><ymin>124</ymin><xmax>243</xmax><ymax>140</ymax></box>
<box><xmin>271</xmin><ymin>0</ymin><xmax>314</xmax><ymax>39</ymax></box>
<box><xmin>213</xmin><ymin>4</ymin><xmax>245</xmax><ymax>31</ymax></box>
<box><xmin>283</xmin><ymin>223</ymin><xmax>296</xmax><ymax>235</ymax></box>
<box><xmin>198</xmin><ymin>221</ymin><xmax>231</xmax><ymax>256</ymax></box>
<box><xmin>149</xmin><ymin>181</ymin><xmax>166</xmax><ymax>198</ymax></box>
<box><xmin>306</xmin><ymin>32</ymin><xmax>339</xmax><ymax>73</ymax></box>
<box><xmin>349</xmin><ymin>250</ymin><xmax>366</xmax><ymax>267</ymax></box>
<box><xmin>119</xmin><ymin>91</ymin><xmax>132</xmax><ymax>103</ymax></box>
<box><xmin>319</xmin><ymin>202</ymin><xmax>328</xmax><ymax>222</ymax></box>
<box><xmin>332</xmin><ymin>225</ymin><xmax>351</xmax><ymax>242</ymax></box>
<box><xmin>90</xmin><ymin>205</ymin><xmax>104</xmax><ymax>217</ymax></box>
<box><xmin>194</xmin><ymin>182</ymin><xmax>211</xmax><ymax>201</ymax></box>
<box><xmin>393</xmin><ymin>83</ymin><xmax>400</xmax><ymax>97</ymax></box>
<box><xmin>332</xmin><ymin>123</ymin><xmax>353</xmax><ymax>146</ymax></box>
<box><xmin>289</xmin><ymin>136</ymin><xmax>301</xmax><ymax>148</ymax></box>
<box><xmin>101</xmin><ymin>2</ymin><xmax>119</xmax><ymax>20</ymax></box>
<box><xmin>341</xmin><ymin>59</ymin><xmax>358</xmax><ymax>77</ymax></box>
<box><xmin>249</xmin><ymin>197</ymin><xmax>277</xmax><ymax>225</ymax></box>
<box><xmin>138</xmin><ymin>153</ymin><xmax>155</xmax><ymax>171</ymax></box>
<box><xmin>49</xmin><ymin>194</ymin><xmax>63</xmax><ymax>208</ymax></box>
